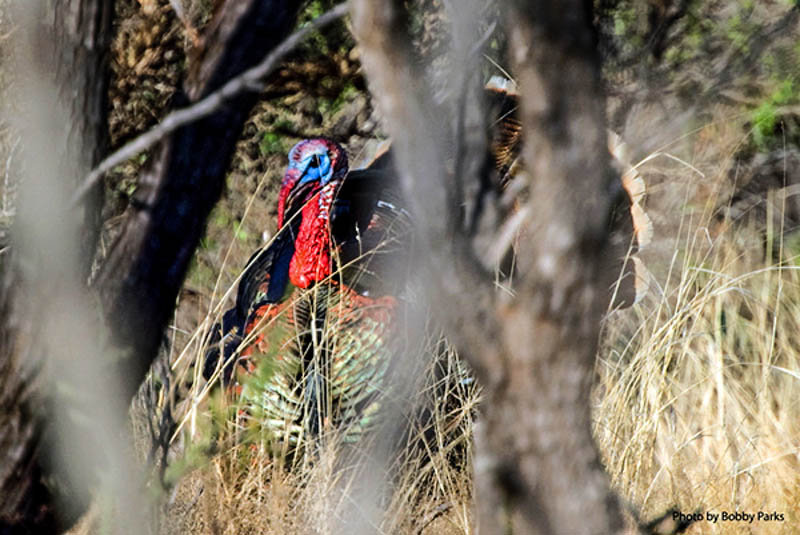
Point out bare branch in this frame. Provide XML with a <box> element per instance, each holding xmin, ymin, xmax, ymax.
<box><xmin>70</xmin><ymin>2</ymin><xmax>348</xmax><ymax>206</ymax></box>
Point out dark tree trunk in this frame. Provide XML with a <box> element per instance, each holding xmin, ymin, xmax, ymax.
<box><xmin>0</xmin><ymin>0</ymin><xmax>114</xmax><ymax>532</ymax></box>
<box><xmin>93</xmin><ymin>0</ymin><xmax>302</xmax><ymax>405</ymax></box>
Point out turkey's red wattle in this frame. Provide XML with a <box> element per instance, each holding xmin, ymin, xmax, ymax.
<box><xmin>289</xmin><ymin>186</ymin><xmax>335</xmax><ymax>288</ymax></box>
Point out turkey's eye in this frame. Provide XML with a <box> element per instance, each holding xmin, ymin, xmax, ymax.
<box><xmin>309</xmin><ymin>154</ymin><xmax>322</xmax><ymax>169</ymax></box>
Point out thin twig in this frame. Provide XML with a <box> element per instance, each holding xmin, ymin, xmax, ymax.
<box><xmin>70</xmin><ymin>2</ymin><xmax>349</xmax><ymax>207</ymax></box>
<box><xmin>415</xmin><ymin>502</ymin><xmax>453</xmax><ymax>535</ymax></box>
<box><xmin>3</xmin><ymin>136</ymin><xmax>20</xmax><ymax>217</ymax></box>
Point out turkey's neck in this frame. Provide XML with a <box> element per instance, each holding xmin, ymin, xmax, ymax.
<box><xmin>289</xmin><ymin>183</ymin><xmax>337</xmax><ymax>289</ymax></box>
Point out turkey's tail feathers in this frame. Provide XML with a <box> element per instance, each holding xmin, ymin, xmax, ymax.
<box><xmin>486</xmin><ymin>75</ymin><xmax>654</xmax><ymax>304</ymax></box>
<box><xmin>607</xmin><ymin>130</ymin><xmax>654</xmax><ymax>304</ymax></box>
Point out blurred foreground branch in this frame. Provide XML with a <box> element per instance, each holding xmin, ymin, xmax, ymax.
<box><xmin>1</xmin><ymin>0</ymin><xmax>114</xmax><ymax>531</ymax></box>
<box><xmin>2</xmin><ymin>0</ymin><xmax>308</xmax><ymax>531</ymax></box>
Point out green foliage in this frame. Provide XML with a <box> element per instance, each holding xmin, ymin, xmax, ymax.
<box><xmin>296</xmin><ymin>0</ymin><xmax>353</xmax><ymax>57</ymax></box>
<box><xmin>598</xmin><ymin>0</ymin><xmax>800</xmax><ymax>151</ymax></box>
<box><xmin>318</xmin><ymin>81</ymin><xmax>359</xmax><ymax>116</ymax></box>
<box><xmin>273</xmin><ymin>118</ymin><xmax>295</xmax><ymax>132</ymax></box>
<box><xmin>123</xmin><ymin>178</ymin><xmax>138</xmax><ymax>198</ymax></box>
<box><xmin>724</xmin><ymin>10</ymin><xmax>752</xmax><ymax>52</ymax></box>
<box><xmin>751</xmin><ymin>79</ymin><xmax>798</xmax><ymax>150</ymax></box>
<box><xmin>161</xmin><ymin>386</ymin><xmax>241</xmax><ymax>487</ymax></box>
<box><xmin>611</xmin><ymin>3</ymin><xmax>643</xmax><ymax>50</ymax></box>
<box><xmin>191</xmin><ymin>258</ymin><xmax>216</xmax><ymax>286</ymax></box>
<box><xmin>304</xmin><ymin>0</ymin><xmax>325</xmax><ymax>19</ymax></box>
<box><xmin>234</xmin><ymin>226</ymin><xmax>250</xmax><ymax>242</ymax></box>
<box><xmin>784</xmin><ymin>230</ymin><xmax>800</xmax><ymax>264</ymax></box>
<box><xmin>259</xmin><ymin>131</ymin><xmax>287</xmax><ymax>156</ymax></box>
<box><xmin>212</xmin><ymin>207</ymin><xmax>230</xmax><ymax>228</ymax></box>
<box><xmin>599</xmin><ymin>0</ymin><xmax>798</xmax><ymax>106</ymax></box>
<box><xmin>237</xmin><ymin>352</ymin><xmax>284</xmax><ymax>446</ymax></box>
<box><xmin>162</xmin><ymin>431</ymin><xmax>214</xmax><ymax>486</ymax></box>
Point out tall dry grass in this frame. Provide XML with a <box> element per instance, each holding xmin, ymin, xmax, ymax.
<box><xmin>155</xmin><ymin>325</ymin><xmax>478</xmax><ymax>535</ymax></box>
<box><xmin>596</xmin><ymin>111</ymin><xmax>800</xmax><ymax>533</ymax></box>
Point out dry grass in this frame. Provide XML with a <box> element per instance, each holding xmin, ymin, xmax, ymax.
<box><xmin>155</xmin><ymin>320</ymin><xmax>478</xmax><ymax>535</ymax></box>
<box><xmin>596</xmin><ymin>110</ymin><xmax>800</xmax><ymax>533</ymax></box>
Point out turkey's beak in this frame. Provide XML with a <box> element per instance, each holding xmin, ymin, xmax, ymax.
<box><xmin>286</xmin><ymin>179</ymin><xmax>317</xmax><ymax>213</ymax></box>
<box><xmin>279</xmin><ymin>165</ymin><xmax>312</xmax><ymax>226</ymax></box>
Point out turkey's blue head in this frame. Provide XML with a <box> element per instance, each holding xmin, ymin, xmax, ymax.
<box><xmin>277</xmin><ymin>138</ymin><xmax>348</xmax><ymax>228</ymax></box>
<box><xmin>277</xmin><ymin>138</ymin><xmax>349</xmax><ymax>289</ymax></box>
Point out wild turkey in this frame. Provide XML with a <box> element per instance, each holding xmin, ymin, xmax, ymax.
<box><xmin>484</xmin><ymin>75</ymin><xmax>653</xmax><ymax>304</ymax></box>
<box><xmin>203</xmin><ymin>79</ymin><xmax>652</xmax><ymax>451</ymax></box>
<box><xmin>204</xmin><ymin>138</ymin><xmax>421</xmax><ymax>448</ymax></box>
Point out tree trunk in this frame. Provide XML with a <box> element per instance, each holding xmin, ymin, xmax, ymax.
<box><xmin>469</xmin><ymin>3</ymin><xmax>624</xmax><ymax>533</ymax></box>
<box><xmin>0</xmin><ymin>0</ymin><xmax>113</xmax><ymax>531</ymax></box>
<box><xmin>350</xmin><ymin>0</ymin><xmax>626</xmax><ymax>532</ymax></box>
<box><xmin>92</xmin><ymin>0</ymin><xmax>302</xmax><ymax>404</ymax></box>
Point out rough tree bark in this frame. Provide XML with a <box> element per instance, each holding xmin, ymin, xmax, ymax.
<box><xmin>350</xmin><ymin>0</ymin><xmax>626</xmax><ymax>533</ymax></box>
<box><xmin>0</xmin><ymin>0</ymin><xmax>113</xmax><ymax>531</ymax></box>
<box><xmin>93</xmin><ymin>0</ymin><xmax>302</xmax><ymax>404</ymax></box>
<box><xmin>479</xmin><ymin>2</ymin><xmax>625</xmax><ymax>532</ymax></box>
